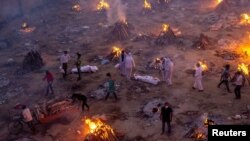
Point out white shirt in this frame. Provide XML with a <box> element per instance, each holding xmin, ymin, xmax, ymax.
<box><xmin>195</xmin><ymin>66</ymin><xmax>203</xmax><ymax>78</ymax></box>
<box><xmin>22</xmin><ymin>108</ymin><xmax>33</xmax><ymax>122</ymax></box>
<box><xmin>125</xmin><ymin>55</ymin><xmax>135</xmax><ymax>68</ymax></box>
<box><xmin>60</xmin><ymin>54</ymin><xmax>70</xmax><ymax>64</ymax></box>
<box><xmin>235</xmin><ymin>75</ymin><xmax>243</xmax><ymax>86</ymax></box>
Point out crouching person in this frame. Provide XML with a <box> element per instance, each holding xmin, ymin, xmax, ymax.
<box><xmin>22</xmin><ymin>105</ymin><xmax>36</xmax><ymax>134</ymax></box>
<box><xmin>71</xmin><ymin>93</ymin><xmax>89</xmax><ymax>112</ymax></box>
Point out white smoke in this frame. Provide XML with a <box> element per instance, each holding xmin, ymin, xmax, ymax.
<box><xmin>107</xmin><ymin>0</ymin><xmax>127</xmax><ymax>25</ymax></box>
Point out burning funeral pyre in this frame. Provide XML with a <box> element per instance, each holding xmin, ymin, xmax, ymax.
<box><xmin>22</xmin><ymin>50</ymin><xmax>44</xmax><ymax>73</ymax></box>
<box><xmin>239</xmin><ymin>13</ymin><xmax>250</xmax><ymax>26</ymax></box>
<box><xmin>97</xmin><ymin>0</ymin><xmax>110</xmax><ymax>11</ymax></box>
<box><xmin>154</xmin><ymin>24</ymin><xmax>177</xmax><ymax>46</ymax></box>
<box><xmin>83</xmin><ymin>118</ymin><xmax>118</xmax><ymax>141</ymax></box>
<box><xmin>108</xmin><ymin>21</ymin><xmax>131</xmax><ymax>42</ymax></box>
<box><xmin>72</xmin><ymin>4</ymin><xmax>81</xmax><ymax>12</ymax></box>
<box><xmin>185</xmin><ymin>113</ymin><xmax>216</xmax><ymax>141</ymax></box>
<box><xmin>105</xmin><ymin>46</ymin><xmax>123</xmax><ymax>61</ymax></box>
<box><xmin>193</xmin><ymin>34</ymin><xmax>213</xmax><ymax>50</ymax></box>
<box><xmin>197</xmin><ymin>61</ymin><xmax>209</xmax><ymax>72</ymax></box>
<box><xmin>20</xmin><ymin>22</ymin><xmax>35</xmax><ymax>33</ymax></box>
<box><xmin>215</xmin><ymin>0</ymin><xmax>231</xmax><ymax>13</ymax></box>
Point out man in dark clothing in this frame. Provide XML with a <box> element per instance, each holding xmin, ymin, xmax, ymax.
<box><xmin>105</xmin><ymin>73</ymin><xmax>118</xmax><ymax>100</ymax></box>
<box><xmin>217</xmin><ymin>64</ymin><xmax>231</xmax><ymax>93</ymax></box>
<box><xmin>160</xmin><ymin>102</ymin><xmax>173</xmax><ymax>134</ymax></box>
<box><xmin>43</xmin><ymin>70</ymin><xmax>54</xmax><ymax>97</ymax></box>
<box><xmin>60</xmin><ymin>51</ymin><xmax>70</xmax><ymax>79</ymax></box>
<box><xmin>75</xmin><ymin>53</ymin><xmax>82</xmax><ymax>81</ymax></box>
<box><xmin>71</xmin><ymin>93</ymin><xmax>89</xmax><ymax>112</ymax></box>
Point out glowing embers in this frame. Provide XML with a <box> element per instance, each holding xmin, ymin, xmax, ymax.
<box><xmin>197</xmin><ymin>61</ymin><xmax>209</xmax><ymax>72</ymax></box>
<box><xmin>154</xmin><ymin>24</ymin><xmax>177</xmax><ymax>46</ymax></box>
<box><xmin>237</xmin><ymin>63</ymin><xmax>249</xmax><ymax>76</ymax></box>
<box><xmin>162</xmin><ymin>24</ymin><xmax>169</xmax><ymax>32</ymax></box>
<box><xmin>239</xmin><ymin>13</ymin><xmax>250</xmax><ymax>26</ymax></box>
<box><xmin>72</xmin><ymin>4</ymin><xmax>81</xmax><ymax>12</ymax></box>
<box><xmin>20</xmin><ymin>22</ymin><xmax>35</xmax><ymax>33</ymax></box>
<box><xmin>143</xmin><ymin>0</ymin><xmax>152</xmax><ymax>10</ymax></box>
<box><xmin>216</xmin><ymin>0</ymin><xmax>223</xmax><ymax>5</ymax></box>
<box><xmin>97</xmin><ymin>0</ymin><xmax>110</xmax><ymax>11</ymax></box>
<box><xmin>111</xmin><ymin>46</ymin><xmax>122</xmax><ymax>59</ymax></box>
<box><xmin>83</xmin><ymin>118</ymin><xmax>118</xmax><ymax>141</ymax></box>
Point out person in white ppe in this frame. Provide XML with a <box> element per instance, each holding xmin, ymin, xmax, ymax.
<box><xmin>192</xmin><ymin>63</ymin><xmax>204</xmax><ymax>92</ymax></box>
<box><xmin>165</xmin><ymin>58</ymin><xmax>174</xmax><ymax>86</ymax></box>
<box><xmin>125</xmin><ymin>52</ymin><xmax>135</xmax><ymax>79</ymax></box>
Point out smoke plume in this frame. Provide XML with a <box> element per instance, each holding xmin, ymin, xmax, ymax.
<box><xmin>107</xmin><ymin>0</ymin><xmax>127</xmax><ymax>25</ymax></box>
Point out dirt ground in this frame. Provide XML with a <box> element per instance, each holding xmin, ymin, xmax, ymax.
<box><xmin>0</xmin><ymin>0</ymin><xmax>250</xmax><ymax>141</ymax></box>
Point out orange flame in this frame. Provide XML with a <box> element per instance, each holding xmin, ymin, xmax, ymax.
<box><xmin>84</xmin><ymin>118</ymin><xmax>117</xmax><ymax>140</ymax></box>
<box><xmin>216</xmin><ymin>0</ymin><xmax>223</xmax><ymax>5</ymax></box>
<box><xmin>162</xmin><ymin>24</ymin><xmax>169</xmax><ymax>32</ymax></box>
<box><xmin>197</xmin><ymin>61</ymin><xmax>208</xmax><ymax>71</ymax></box>
<box><xmin>112</xmin><ymin>46</ymin><xmax>122</xmax><ymax>58</ymax></box>
<box><xmin>20</xmin><ymin>22</ymin><xmax>35</xmax><ymax>33</ymax></box>
<box><xmin>144</xmin><ymin>0</ymin><xmax>152</xmax><ymax>10</ymax></box>
<box><xmin>240</xmin><ymin>13</ymin><xmax>250</xmax><ymax>26</ymax></box>
<box><xmin>97</xmin><ymin>0</ymin><xmax>110</xmax><ymax>11</ymax></box>
<box><xmin>238</xmin><ymin>63</ymin><xmax>249</xmax><ymax>75</ymax></box>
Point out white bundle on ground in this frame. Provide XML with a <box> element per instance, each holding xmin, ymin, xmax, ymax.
<box><xmin>134</xmin><ymin>74</ymin><xmax>160</xmax><ymax>85</ymax></box>
<box><xmin>71</xmin><ymin>65</ymin><xmax>98</xmax><ymax>73</ymax></box>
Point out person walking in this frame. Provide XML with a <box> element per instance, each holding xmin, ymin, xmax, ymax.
<box><xmin>234</xmin><ymin>71</ymin><xmax>244</xmax><ymax>99</ymax></box>
<box><xmin>124</xmin><ymin>52</ymin><xmax>136</xmax><ymax>79</ymax></box>
<box><xmin>217</xmin><ymin>64</ymin><xmax>231</xmax><ymax>93</ymax></box>
<box><xmin>43</xmin><ymin>70</ymin><xmax>54</xmax><ymax>97</ymax></box>
<box><xmin>105</xmin><ymin>73</ymin><xmax>118</xmax><ymax>100</ymax></box>
<box><xmin>119</xmin><ymin>50</ymin><xmax>126</xmax><ymax>76</ymax></box>
<box><xmin>165</xmin><ymin>58</ymin><xmax>174</xmax><ymax>86</ymax></box>
<box><xmin>60</xmin><ymin>51</ymin><xmax>70</xmax><ymax>79</ymax></box>
<box><xmin>160</xmin><ymin>102</ymin><xmax>173</xmax><ymax>135</ymax></box>
<box><xmin>193</xmin><ymin>63</ymin><xmax>204</xmax><ymax>92</ymax></box>
<box><xmin>75</xmin><ymin>52</ymin><xmax>82</xmax><ymax>81</ymax></box>
<box><xmin>22</xmin><ymin>105</ymin><xmax>36</xmax><ymax>133</ymax></box>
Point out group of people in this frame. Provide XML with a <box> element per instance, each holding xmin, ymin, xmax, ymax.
<box><xmin>22</xmin><ymin>50</ymin><xmax>246</xmax><ymax>136</ymax></box>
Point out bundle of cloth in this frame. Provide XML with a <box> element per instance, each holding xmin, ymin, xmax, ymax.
<box><xmin>71</xmin><ymin>65</ymin><xmax>98</xmax><ymax>73</ymax></box>
<box><xmin>134</xmin><ymin>74</ymin><xmax>160</xmax><ymax>85</ymax></box>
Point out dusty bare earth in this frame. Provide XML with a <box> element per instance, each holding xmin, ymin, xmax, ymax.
<box><xmin>0</xmin><ymin>0</ymin><xmax>250</xmax><ymax>141</ymax></box>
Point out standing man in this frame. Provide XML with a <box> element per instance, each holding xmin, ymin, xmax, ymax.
<box><xmin>60</xmin><ymin>51</ymin><xmax>70</xmax><ymax>79</ymax></box>
<box><xmin>125</xmin><ymin>52</ymin><xmax>136</xmax><ymax>79</ymax></box>
<box><xmin>160</xmin><ymin>102</ymin><xmax>173</xmax><ymax>135</ymax></box>
<box><xmin>105</xmin><ymin>73</ymin><xmax>118</xmax><ymax>100</ymax></box>
<box><xmin>119</xmin><ymin>50</ymin><xmax>126</xmax><ymax>76</ymax></box>
<box><xmin>217</xmin><ymin>64</ymin><xmax>231</xmax><ymax>93</ymax></box>
<box><xmin>22</xmin><ymin>105</ymin><xmax>36</xmax><ymax>133</ymax></box>
<box><xmin>193</xmin><ymin>63</ymin><xmax>204</xmax><ymax>92</ymax></box>
<box><xmin>165</xmin><ymin>58</ymin><xmax>174</xmax><ymax>86</ymax></box>
<box><xmin>75</xmin><ymin>52</ymin><xmax>82</xmax><ymax>81</ymax></box>
<box><xmin>43</xmin><ymin>70</ymin><xmax>54</xmax><ymax>97</ymax></box>
<box><xmin>234</xmin><ymin>71</ymin><xmax>244</xmax><ymax>99</ymax></box>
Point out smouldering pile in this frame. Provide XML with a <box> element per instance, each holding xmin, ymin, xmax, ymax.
<box><xmin>108</xmin><ymin>21</ymin><xmax>131</xmax><ymax>42</ymax></box>
<box><xmin>155</xmin><ymin>24</ymin><xmax>177</xmax><ymax>46</ymax></box>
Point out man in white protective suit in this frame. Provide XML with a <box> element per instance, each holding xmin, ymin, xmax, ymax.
<box><xmin>192</xmin><ymin>63</ymin><xmax>204</xmax><ymax>92</ymax></box>
<box><xmin>125</xmin><ymin>52</ymin><xmax>136</xmax><ymax>79</ymax></box>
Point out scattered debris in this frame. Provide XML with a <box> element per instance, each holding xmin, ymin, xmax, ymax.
<box><xmin>140</xmin><ymin>98</ymin><xmax>165</xmax><ymax>120</ymax></box>
<box><xmin>6</xmin><ymin>86</ymin><xmax>24</xmax><ymax>98</ymax></box>
<box><xmin>132</xmin><ymin>33</ymin><xmax>156</xmax><ymax>42</ymax></box>
<box><xmin>193</xmin><ymin>34</ymin><xmax>213</xmax><ymax>50</ymax></box>
<box><xmin>0</xmin><ymin>75</ymin><xmax>10</xmax><ymax>88</ymax></box>
<box><xmin>214</xmin><ymin>50</ymin><xmax>241</xmax><ymax>60</ymax></box>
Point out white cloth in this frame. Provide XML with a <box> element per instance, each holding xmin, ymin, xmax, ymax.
<box><xmin>22</xmin><ymin>108</ymin><xmax>33</xmax><ymax>122</ymax></box>
<box><xmin>193</xmin><ymin>66</ymin><xmax>203</xmax><ymax>90</ymax></box>
<box><xmin>125</xmin><ymin>54</ymin><xmax>135</xmax><ymax>69</ymax></box>
<box><xmin>235</xmin><ymin>75</ymin><xmax>243</xmax><ymax>86</ymax></box>
<box><xmin>60</xmin><ymin>54</ymin><xmax>70</xmax><ymax>64</ymax></box>
<box><xmin>71</xmin><ymin>65</ymin><xmax>98</xmax><ymax>73</ymax></box>
<box><xmin>165</xmin><ymin>60</ymin><xmax>174</xmax><ymax>85</ymax></box>
<box><xmin>134</xmin><ymin>74</ymin><xmax>160</xmax><ymax>85</ymax></box>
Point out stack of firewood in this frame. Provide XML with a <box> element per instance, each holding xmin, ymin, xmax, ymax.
<box><xmin>108</xmin><ymin>21</ymin><xmax>131</xmax><ymax>42</ymax></box>
<box><xmin>154</xmin><ymin>27</ymin><xmax>176</xmax><ymax>46</ymax></box>
<box><xmin>22</xmin><ymin>50</ymin><xmax>44</xmax><ymax>72</ymax></box>
<box><xmin>193</xmin><ymin>34</ymin><xmax>212</xmax><ymax>50</ymax></box>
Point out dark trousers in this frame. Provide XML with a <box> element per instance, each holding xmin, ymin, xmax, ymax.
<box><xmin>162</xmin><ymin>120</ymin><xmax>171</xmax><ymax>134</ymax></box>
<box><xmin>46</xmin><ymin>82</ymin><xmax>54</xmax><ymax>96</ymax></box>
<box><xmin>62</xmin><ymin>63</ymin><xmax>68</xmax><ymax>78</ymax></box>
<box><xmin>26</xmin><ymin>121</ymin><xmax>36</xmax><ymax>133</ymax></box>
<box><xmin>82</xmin><ymin>102</ymin><xmax>89</xmax><ymax>112</ymax></box>
<box><xmin>105</xmin><ymin>92</ymin><xmax>118</xmax><ymax>100</ymax></box>
<box><xmin>77</xmin><ymin>67</ymin><xmax>81</xmax><ymax>80</ymax></box>
<box><xmin>218</xmin><ymin>80</ymin><xmax>231</xmax><ymax>92</ymax></box>
<box><xmin>234</xmin><ymin>85</ymin><xmax>242</xmax><ymax>99</ymax></box>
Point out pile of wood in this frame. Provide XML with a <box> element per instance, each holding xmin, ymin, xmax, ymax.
<box><xmin>192</xmin><ymin>34</ymin><xmax>212</xmax><ymax>50</ymax></box>
<box><xmin>154</xmin><ymin>27</ymin><xmax>177</xmax><ymax>46</ymax></box>
<box><xmin>108</xmin><ymin>21</ymin><xmax>131</xmax><ymax>42</ymax></box>
<box><xmin>22</xmin><ymin>50</ymin><xmax>44</xmax><ymax>72</ymax></box>
<box><xmin>216</xmin><ymin>0</ymin><xmax>232</xmax><ymax>13</ymax></box>
<box><xmin>214</xmin><ymin>50</ymin><xmax>241</xmax><ymax>60</ymax></box>
<box><xmin>34</xmin><ymin>98</ymin><xmax>73</xmax><ymax>119</ymax></box>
